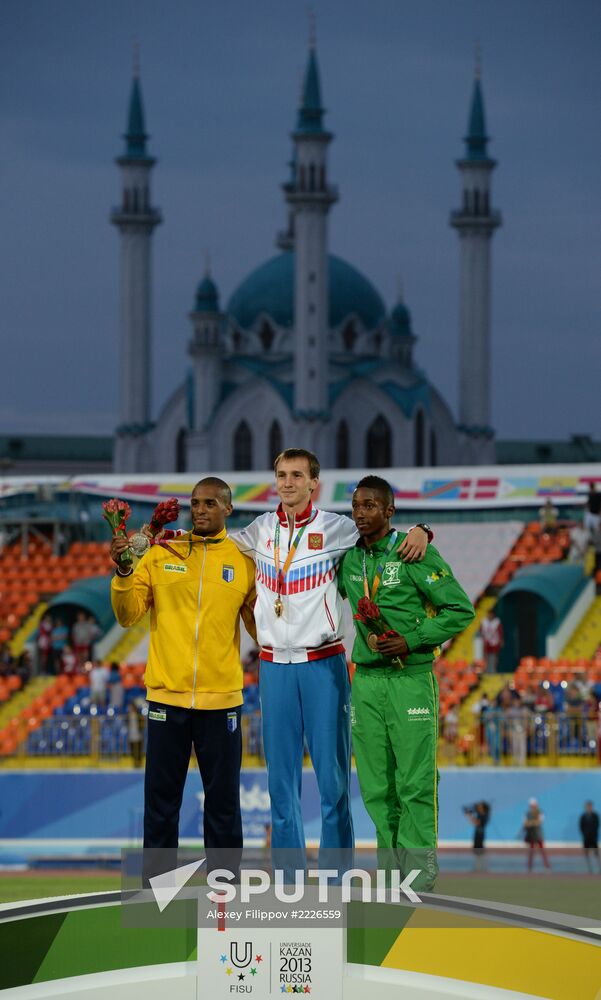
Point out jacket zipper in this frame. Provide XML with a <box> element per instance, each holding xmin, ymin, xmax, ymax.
<box><xmin>191</xmin><ymin>541</ymin><xmax>208</xmax><ymax>708</ymax></box>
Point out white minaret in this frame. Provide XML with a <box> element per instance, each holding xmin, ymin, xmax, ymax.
<box><xmin>450</xmin><ymin>66</ymin><xmax>501</xmax><ymax>448</ymax></box>
<box><xmin>111</xmin><ymin>66</ymin><xmax>161</xmax><ymax>472</ymax></box>
<box><xmin>186</xmin><ymin>267</ymin><xmax>222</xmax><ymax>471</ymax></box>
<box><xmin>286</xmin><ymin>42</ymin><xmax>337</xmax><ymax>426</ymax></box>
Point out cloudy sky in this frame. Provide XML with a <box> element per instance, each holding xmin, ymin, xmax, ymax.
<box><xmin>1</xmin><ymin>0</ymin><xmax>599</xmax><ymax>441</ymax></box>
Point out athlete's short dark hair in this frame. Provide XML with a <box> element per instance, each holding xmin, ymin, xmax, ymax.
<box><xmin>274</xmin><ymin>448</ymin><xmax>320</xmax><ymax>480</ymax></box>
<box><xmin>354</xmin><ymin>475</ymin><xmax>394</xmax><ymax>509</ymax></box>
<box><xmin>193</xmin><ymin>477</ymin><xmax>232</xmax><ymax>505</ymax></box>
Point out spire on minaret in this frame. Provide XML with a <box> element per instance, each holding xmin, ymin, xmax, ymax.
<box><xmin>464</xmin><ymin>49</ymin><xmax>489</xmax><ymax>161</ymax></box>
<box><xmin>123</xmin><ymin>44</ymin><xmax>150</xmax><ymax>160</ymax></box>
<box><xmin>295</xmin><ymin>30</ymin><xmax>326</xmax><ymax>135</ymax></box>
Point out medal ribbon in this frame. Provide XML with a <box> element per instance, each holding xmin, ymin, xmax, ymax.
<box><xmin>157</xmin><ymin>535</ymin><xmax>222</xmax><ymax>560</ymax></box>
<box><xmin>274</xmin><ymin>509</ymin><xmax>319</xmax><ymax>597</ymax></box>
<box><xmin>362</xmin><ymin>530</ymin><xmax>399</xmax><ymax>599</ymax></box>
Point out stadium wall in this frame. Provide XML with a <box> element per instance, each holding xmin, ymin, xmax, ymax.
<box><xmin>0</xmin><ymin>768</ymin><xmax>599</xmax><ymax>860</ymax></box>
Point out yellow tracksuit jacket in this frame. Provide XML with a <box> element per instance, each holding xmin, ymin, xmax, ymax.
<box><xmin>111</xmin><ymin>528</ymin><xmax>256</xmax><ymax>710</ymax></box>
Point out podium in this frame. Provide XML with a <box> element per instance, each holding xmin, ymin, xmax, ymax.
<box><xmin>197</xmin><ymin>925</ymin><xmax>344</xmax><ymax>998</ymax></box>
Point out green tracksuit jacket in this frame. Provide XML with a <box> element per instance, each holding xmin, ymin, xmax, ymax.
<box><xmin>339</xmin><ymin>531</ymin><xmax>475</xmax><ymax>890</ymax></box>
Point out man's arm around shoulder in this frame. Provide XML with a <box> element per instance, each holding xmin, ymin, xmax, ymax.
<box><xmin>401</xmin><ymin>548</ymin><xmax>475</xmax><ymax>653</ymax></box>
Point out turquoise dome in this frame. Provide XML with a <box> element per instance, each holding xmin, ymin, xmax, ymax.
<box><xmin>227</xmin><ymin>252</ymin><xmax>386</xmax><ymax>331</ymax></box>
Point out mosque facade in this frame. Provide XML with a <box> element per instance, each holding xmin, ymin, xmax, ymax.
<box><xmin>111</xmin><ymin>47</ymin><xmax>501</xmax><ymax>473</ymax></box>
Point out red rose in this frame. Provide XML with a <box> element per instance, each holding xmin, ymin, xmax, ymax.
<box><xmin>357</xmin><ymin>597</ymin><xmax>381</xmax><ymax>619</ymax></box>
<box><xmin>102</xmin><ymin>498</ymin><xmax>132</xmax><ymax>520</ymax></box>
<box><xmin>102</xmin><ymin>497</ymin><xmax>133</xmax><ymax>567</ymax></box>
<box><xmin>149</xmin><ymin>496</ymin><xmax>180</xmax><ymax>532</ymax></box>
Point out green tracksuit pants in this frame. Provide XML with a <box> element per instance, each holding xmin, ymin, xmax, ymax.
<box><xmin>351</xmin><ymin>665</ymin><xmax>439</xmax><ymax>891</ymax></box>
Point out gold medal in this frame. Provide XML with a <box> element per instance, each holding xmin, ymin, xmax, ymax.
<box><xmin>274</xmin><ymin>597</ymin><xmax>283</xmax><ymax>618</ymax></box>
<box><xmin>367</xmin><ymin>632</ymin><xmax>380</xmax><ymax>652</ymax></box>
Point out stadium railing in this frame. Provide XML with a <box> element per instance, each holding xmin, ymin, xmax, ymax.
<box><xmin>0</xmin><ymin>710</ymin><xmax>264</xmax><ymax>766</ymax></box>
<box><xmin>451</xmin><ymin>707</ymin><xmax>601</xmax><ymax>766</ymax></box>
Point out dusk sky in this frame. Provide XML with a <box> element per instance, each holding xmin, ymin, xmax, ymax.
<box><xmin>1</xmin><ymin>0</ymin><xmax>599</xmax><ymax>443</ymax></box>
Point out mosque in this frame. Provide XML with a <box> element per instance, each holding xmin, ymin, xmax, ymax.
<box><xmin>111</xmin><ymin>45</ymin><xmax>501</xmax><ymax>473</ymax></box>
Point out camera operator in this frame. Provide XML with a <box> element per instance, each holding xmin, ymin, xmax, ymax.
<box><xmin>464</xmin><ymin>801</ymin><xmax>490</xmax><ymax>871</ymax></box>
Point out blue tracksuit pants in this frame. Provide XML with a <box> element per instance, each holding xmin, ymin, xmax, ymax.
<box><xmin>259</xmin><ymin>653</ymin><xmax>354</xmax><ymax>866</ymax></box>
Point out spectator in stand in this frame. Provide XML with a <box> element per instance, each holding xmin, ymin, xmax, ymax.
<box><xmin>565</xmin><ymin>681</ymin><xmax>584</xmax><ymax>709</ymax></box>
<box><xmin>579</xmin><ymin>800</ymin><xmax>601</xmax><ymax>873</ymax></box>
<box><xmin>444</xmin><ymin>706</ymin><xmax>459</xmax><ymax>744</ymax></box>
<box><xmin>534</xmin><ymin>684</ymin><xmax>554</xmax><ymax>714</ymax></box>
<box><xmin>592</xmin><ymin>525</ymin><xmax>601</xmax><ymax>576</ymax></box>
<box><xmin>521</xmin><ymin>684</ymin><xmax>537</xmax><ymax>713</ymax></box>
<box><xmin>50</xmin><ymin>618</ymin><xmax>69</xmax><ymax>675</ymax></box>
<box><xmin>547</xmin><ymin>677</ymin><xmax>565</xmax><ymax>712</ymax></box>
<box><xmin>565</xmin><ymin>681</ymin><xmax>585</xmax><ymax>747</ymax></box>
<box><xmin>37</xmin><ymin>613</ymin><xmax>53</xmax><ymax>674</ymax></box>
<box><xmin>89</xmin><ymin>660</ymin><xmax>109</xmax><ymax>709</ymax></box>
<box><xmin>569</xmin><ymin>519</ymin><xmax>590</xmax><ymax>564</ymax></box>
<box><xmin>61</xmin><ymin>644</ymin><xmax>77</xmax><ymax>675</ymax></box>
<box><xmin>86</xmin><ymin>615</ymin><xmax>101</xmax><ymax>661</ymax></box>
<box><xmin>506</xmin><ymin>694</ymin><xmax>529</xmax><ymax>766</ymax></box>
<box><xmin>585</xmin><ymin>482</ymin><xmax>601</xmax><ymax>538</ymax></box>
<box><xmin>0</xmin><ymin>642</ymin><xmax>14</xmax><ymax>675</ymax></box>
<box><xmin>16</xmin><ymin>650</ymin><xmax>32</xmax><ymax>688</ymax></box>
<box><xmin>56</xmin><ymin>527</ymin><xmax>68</xmax><ymax>557</ymax></box>
<box><xmin>108</xmin><ymin>662</ymin><xmax>124</xmax><ymax>712</ymax></box>
<box><xmin>71</xmin><ymin>611</ymin><xmax>92</xmax><ymax>667</ymax></box>
<box><xmin>128</xmin><ymin>701</ymin><xmax>143</xmax><ymax>767</ymax></box>
<box><xmin>472</xmin><ymin>692</ymin><xmax>490</xmax><ymax>748</ymax></box>
<box><xmin>496</xmin><ymin>684</ymin><xmax>514</xmax><ymax>709</ymax></box>
<box><xmin>539</xmin><ymin>499</ymin><xmax>559</xmax><ymax>535</ymax></box>
<box><xmin>480</xmin><ymin>607</ymin><xmax>504</xmax><ymax>675</ymax></box>
<box><xmin>79</xmin><ymin>508</ymin><xmax>91</xmax><ymax>541</ymax></box>
<box><xmin>523</xmin><ymin>798</ymin><xmax>551</xmax><ymax>871</ymax></box>
<box><xmin>585</xmin><ymin>695</ymin><xmax>599</xmax><ymax>753</ymax></box>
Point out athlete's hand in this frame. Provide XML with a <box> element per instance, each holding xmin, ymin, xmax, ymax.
<box><xmin>141</xmin><ymin>523</ymin><xmax>166</xmax><ymax>542</ymax></box>
<box><xmin>377</xmin><ymin>634</ymin><xmax>409</xmax><ymax>657</ymax></box>
<box><xmin>110</xmin><ymin>535</ymin><xmax>131</xmax><ymax>566</ymax></box>
<box><xmin>398</xmin><ymin>526</ymin><xmax>427</xmax><ymax>562</ymax></box>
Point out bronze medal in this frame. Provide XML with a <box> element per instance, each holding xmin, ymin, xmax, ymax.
<box><xmin>367</xmin><ymin>632</ymin><xmax>380</xmax><ymax>652</ymax></box>
<box><xmin>274</xmin><ymin>596</ymin><xmax>283</xmax><ymax>618</ymax></box>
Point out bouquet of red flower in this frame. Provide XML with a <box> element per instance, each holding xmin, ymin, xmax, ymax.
<box><xmin>102</xmin><ymin>498</ymin><xmax>133</xmax><ymax>568</ymax></box>
<box><xmin>148</xmin><ymin>497</ymin><xmax>180</xmax><ymax>536</ymax></box>
<box><xmin>353</xmin><ymin>596</ymin><xmax>404</xmax><ymax>669</ymax></box>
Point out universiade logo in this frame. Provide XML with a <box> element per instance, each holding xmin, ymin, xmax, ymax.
<box><xmin>217</xmin><ymin>941</ymin><xmax>263</xmax><ymax>991</ymax></box>
<box><xmin>148</xmin><ymin>862</ymin><xmax>422</xmax><ymax>912</ymax></box>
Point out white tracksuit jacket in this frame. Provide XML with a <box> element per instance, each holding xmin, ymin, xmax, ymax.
<box><xmin>232</xmin><ymin>502</ymin><xmax>358</xmax><ymax>663</ymax></box>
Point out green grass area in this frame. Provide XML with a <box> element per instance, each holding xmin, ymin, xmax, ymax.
<box><xmin>0</xmin><ymin>875</ymin><xmax>120</xmax><ymax>904</ymax></box>
<box><xmin>436</xmin><ymin>873</ymin><xmax>601</xmax><ymax>921</ymax></box>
